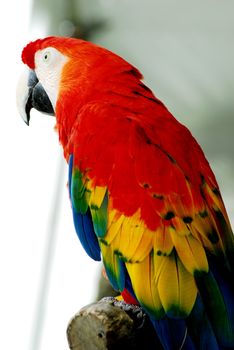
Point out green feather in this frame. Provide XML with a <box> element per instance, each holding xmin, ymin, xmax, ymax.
<box><xmin>194</xmin><ymin>270</ymin><xmax>234</xmax><ymax>345</ymax></box>
<box><xmin>90</xmin><ymin>192</ymin><xmax>108</xmax><ymax>237</ymax></box>
<box><xmin>100</xmin><ymin>241</ymin><xmax>125</xmax><ymax>291</ymax></box>
<box><xmin>71</xmin><ymin>168</ymin><xmax>91</xmax><ymax>214</ymax></box>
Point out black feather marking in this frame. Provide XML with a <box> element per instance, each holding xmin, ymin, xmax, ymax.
<box><xmin>199</xmin><ymin>210</ymin><xmax>208</xmax><ymax>218</ymax></box>
<box><xmin>164</xmin><ymin>211</ymin><xmax>175</xmax><ymax>220</ymax></box>
<box><xmin>207</xmin><ymin>230</ymin><xmax>219</xmax><ymax>244</ymax></box>
<box><xmin>152</xmin><ymin>193</ymin><xmax>164</xmax><ymax>200</ymax></box>
<box><xmin>132</xmin><ymin>90</ymin><xmax>161</xmax><ymax>104</ymax></box>
<box><xmin>166</xmin><ymin>152</ymin><xmax>177</xmax><ymax>164</ymax></box>
<box><xmin>143</xmin><ymin>183</ymin><xmax>150</xmax><ymax>189</ymax></box>
<box><xmin>183</xmin><ymin>216</ymin><xmax>193</xmax><ymax>224</ymax></box>
<box><xmin>212</xmin><ymin>188</ymin><xmax>220</xmax><ymax>196</ymax></box>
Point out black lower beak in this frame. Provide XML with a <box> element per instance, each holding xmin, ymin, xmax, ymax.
<box><xmin>24</xmin><ymin>70</ymin><xmax>55</xmax><ymax>125</ymax></box>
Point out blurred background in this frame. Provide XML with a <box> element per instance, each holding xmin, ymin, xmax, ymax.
<box><xmin>0</xmin><ymin>0</ymin><xmax>233</xmax><ymax>349</ymax></box>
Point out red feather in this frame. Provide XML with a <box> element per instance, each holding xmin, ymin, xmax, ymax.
<box><xmin>21</xmin><ymin>37</ymin><xmax>227</xmax><ymax>231</ymax></box>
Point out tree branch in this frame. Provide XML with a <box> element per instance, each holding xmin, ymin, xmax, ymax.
<box><xmin>67</xmin><ymin>297</ymin><xmax>161</xmax><ymax>349</ymax></box>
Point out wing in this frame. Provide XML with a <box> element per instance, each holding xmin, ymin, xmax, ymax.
<box><xmin>68</xmin><ymin>98</ymin><xmax>234</xmax><ymax>348</ymax></box>
<box><xmin>68</xmin><ymin>154</ymin><xmax>101</xmax><ymax>261</ymax></box>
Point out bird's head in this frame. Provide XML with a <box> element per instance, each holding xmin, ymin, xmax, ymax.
<box><xmin>16</xmin><ymin>36</ymin><xmax>138</xmax><ymax>128</ymax></box>
<box><xmin>16</xmin><ymin>37</ymin><xmax>98</xmax><ymax>125</ymax></box>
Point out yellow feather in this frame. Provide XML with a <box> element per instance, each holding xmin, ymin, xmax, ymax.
<box><xmin>193</xmin><ymin>214</ymin><xmax>214</xmax><ymax>238</ymax></box>
<box><xmin>89</xmin><ymin>185</ymin><xmax>107</xmax><ymax>208</ymax></box>
<box><xmin>117</xmin><ymin>217</ymin><xmax>136</xmax><ymax>260</ymax></box>
<box><xmin>153</xmin><ymin>253</ymin><xmax>168</xmax><ymax>283</ymax></box>
<box><xmin>168</xmin><ymin>195</ymin><xmax>192</xmax><ymax>217</ymax></box>
<box><xmin>105</xmin><ymin>210</ymin><xmax>154</xmax><ymax>262</ymax></box>
<box><xmin>170</xmin><ymin>227</ymin><xmax>208</xmax><ymax>273</ymax></box>
<box><xmin>105</xmin><ymin>210</ymin><xmax>125</xmax><ymax>244</ymax></box>
<box><xmin>171</xmin><ymin>217</ymin><xmax>191</xmax><ymax>236</ymax></box>
<box><xmin>110</xmin><ymin>211</ymin><xmax>153</xmax><ymax>262</ymax></box>
<box><xmin>157</xmin><ymin>252</ymin><xmax>197</xmax><ymax>316</ymax></box>
<box><xmin>204</xmin><ymin>183</ymin><xmax>224</xmax><ymax>211</ymax></box>
<box><xmin>153</xmin><ymin>225</ymin><xmax>174</xmax><ymax>256</ymax></box>
<box><xmin>100</xmin><ymin>241</ymin><xmax>125</xmax><ymax>291</ymax></box>
<box><xmin>191</xmin><ymin>211</ymin><xmax>226</xmax><ymax>253</ymax></box>
<box><xmin>126</xmin><ymin>255</ymin><xmax>164</xmax><ymax>318</ymax></box>
<box><xmin>190</xmin><ymin>225</ymin><xmax>214</xmax><ymax>251</ymax></box>
<box><xmin>132</xmin><ymin>228</ymin><xmax>154</xmax><ymax>261</ymax></box>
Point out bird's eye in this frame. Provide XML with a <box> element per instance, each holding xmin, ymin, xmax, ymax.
<box><xmin>42</xmin><ymin>51</ymin><xmax>51</xmax><ymax>63</ymax></box>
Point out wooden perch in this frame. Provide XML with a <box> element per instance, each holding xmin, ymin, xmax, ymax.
<box><xmin>67</xmin><ymin>297</ymin><xmax>161</xmax><ymax>349</ymax></box>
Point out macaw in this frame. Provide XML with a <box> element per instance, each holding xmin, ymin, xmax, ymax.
<box><xmin>17</xmin><ymin>36</ymin><xmax>234</xmax><ymax>349</ymax></box>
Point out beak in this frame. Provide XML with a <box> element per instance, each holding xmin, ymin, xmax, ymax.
<box><xmin>16</xmin><ymin>69</ymin><xmax>54</xmax><ymax>125</ymax></box>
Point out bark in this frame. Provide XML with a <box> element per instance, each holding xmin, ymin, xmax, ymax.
<box><xmin>67</xmin><ymin>297</ymin><xmax>161</xmax><ymax>350</ymax></box>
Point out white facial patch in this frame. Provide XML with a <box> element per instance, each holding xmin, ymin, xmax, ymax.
<box><xmin>34</xmin><ymin>47</ymin><xmax>68</xmax><ymax>109</ymax></box>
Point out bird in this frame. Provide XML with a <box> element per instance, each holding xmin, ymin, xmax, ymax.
<box><xmin>17</xmin><ymin>36</ymin><xmax>234</xmax><ymax>349</ymax></box>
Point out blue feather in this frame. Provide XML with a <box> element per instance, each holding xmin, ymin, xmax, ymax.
<box><xmin>150</xmin><ymin>317</ymin><xmax>196</xmax><ymax>350</ymax></box>
<box><xmin>124</xmin><ymin>264</ymin><xmax>137</xmax><ymax>299</ymax></box>
<box><xmin>194</xmin><ymin>268</ymin><xmax>234</xmax><ymax>348</ymax></box>
<box><xmin>187</xmin><ymin>295</ymin><xmax>220</xmax><ymax>349</ymax></box>
<box><xmin>72</xmin><ymin>208</ymin><xmax>101</xmax><ymax>261</ymax></box>
<box><xmin>68</xmin><ymin>155</ymin><xmax>101</xmax><ymax>261</ymax></box>
<box><xmin>124</xmin><ymin>266</ymin><xmax>219</xmax><ymax>349</ymax></box>
<box><xmin>102</xmin><ymin>247</ymin><xmax>126</xmax><ymax>291</ymax></box>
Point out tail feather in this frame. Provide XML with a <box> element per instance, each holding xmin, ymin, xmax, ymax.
<box><xmin>149</xmin><ymin>257</ymin><xmax>234</xmax><ymax>350</ymax></box>
<box><xmin>150</xmin><ymin>318</ymin><xmax>196</xmax><ymax>350</ymax></box>
<box><xmin>187</xmin><ymin>295</ymin><xmax>220</xmax><ymax>349</ymax></box>
<box><xmin>194</xmin><ymin>269</ymin><xmax>234</xmax><ymax>348</ymax></box>
<box><xmin>150</xmin><ymin>294</ymin><xmax>220</xmax><ymax>350</ymax></box>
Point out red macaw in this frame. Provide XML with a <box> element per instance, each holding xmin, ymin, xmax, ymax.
<box><xmin>17</xmin><ymin>36</ymin><xmax>234</xmax><ymax>349</ymax></box>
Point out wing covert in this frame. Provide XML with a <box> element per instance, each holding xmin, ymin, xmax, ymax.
<box><xmin>68</xmin><ymin>102</ymin><xmax>234</xmax><ymax>347</ymax></box>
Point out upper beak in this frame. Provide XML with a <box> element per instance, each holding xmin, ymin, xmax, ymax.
<box><xmin>16</xmin><ymin>69</ymin><xmax>54</xmax><ymax>125</ymax></box>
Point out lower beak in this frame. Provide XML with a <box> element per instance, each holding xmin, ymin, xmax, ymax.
<box><xmin>16</xmin><ymin>69</ymin><xmax>54</xmax><ymax>125</ymax></box>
